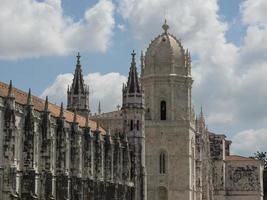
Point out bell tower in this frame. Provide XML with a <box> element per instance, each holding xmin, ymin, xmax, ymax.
<box><xmin>122</xmin><ymin>51</ymin><xmax>146</xmax><ymax>200</ymax></box>
<box><xmin>67</xmin><ymin>53</ymin><xmax>90</xmax><ymax>117</ymax></box>
<box><xmin>142</xmin><ymin>21</ymin><xmax>196</xmax><ymax>200</ymax></box>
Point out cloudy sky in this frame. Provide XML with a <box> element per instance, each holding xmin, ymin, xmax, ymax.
<box><xmin>0</xmin><ymin>0</ymin><xmax>267</xmax><ymax>156</ymax></box>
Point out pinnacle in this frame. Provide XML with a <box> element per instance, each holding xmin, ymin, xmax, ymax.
<box><xmin>60</xmin><ymin>102</ymin><xmax>64</xmax><ymax>118</ymax></box>
<box><xmin>27</xmin><ymin>88</ymin><xmax>33</xmax><ymax>105</ymax></box>
<box><xmin>44</xmin><ymin>96</ymin><xmax>49</xmax><ymax>112</ymax></box>
<box><xmin>7</xmin><ymin>80</ymin><xmax>14</xmax><ymax>98</ymax></box>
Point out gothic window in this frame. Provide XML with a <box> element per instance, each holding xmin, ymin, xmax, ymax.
<box><xmin>159</xmin><ymin>151</ymin><xmax>167</xmax><ymax>174</ymax></box>
<box><xmin>160</xmin><ymin>101</ymin><xmax>166</xmax><ymax>120</ymax></box>
<box><xmin>130</xmin><ymin>120</ymin><xmax>133</xmax><ymax>131</ymax></box>
<box><xmin>137</xmin><ymin>120</ymin><xmax>140</xmax><ymax>131</ymax></box>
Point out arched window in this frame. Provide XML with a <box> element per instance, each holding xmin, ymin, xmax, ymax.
<box><xmin>159</xmin><ymin>151</ymin><xmax>167</xmax><ymax>174</ymax></box>
<box><xmin>160</xmin><ymin>101</ymin><xmax>166</xmax><ymax>120</ymax></box>
<box><xmin>137</xmin><ymin>120</ymin><xmax>140</xmax><ymax>131</ymax></box>
<box><xmin>130</xmin><ymin>120</ymin><xmax>133</xmax><ymax>131</ymax></box>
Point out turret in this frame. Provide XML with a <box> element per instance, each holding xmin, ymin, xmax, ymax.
<box><xmin>122</xmin><ymin>50</ymin><xmax>146</xmax><ymax>200</ymax></box>
<box><xmin>67</xmin><ymin>52</ymin><xmax>90</xmax><ymax>117</ymax></box>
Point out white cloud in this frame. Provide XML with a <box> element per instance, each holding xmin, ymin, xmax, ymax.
<box><xmin>116</xmin><ymin>0</ymin><xmax>267</xmax><ymax>131</ymax></box>
<box><xmin>117</xmin><ymin>0</ymin><xmax>239</xmax><ymax>125</ymax></box>
<box><xmin>117</xmin><ymin>24</ymin><xmax>126</xmax><ymax>32</ymax></box>
<box><xmin>41</xmin><ymin>72</ymin><xmax>127</xmax><ymax>113</ymax></box>
<box><xmin>0</xmin><ymin>0</ymin><xmax>115</xmax><ymax>59</ymax></box>
<box><xmin>40</xmin><ymin>0</ymin><xmax>267</xmax><ymax>156</ymax></box>
<box><xmin>231</xmin><ymin>129</ymin><xmax>267</xmax><ymax>156</ymax></box>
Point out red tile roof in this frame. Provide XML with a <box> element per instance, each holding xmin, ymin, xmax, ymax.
<box><xmin>225</xmin><ymin>155</ymin><xmax>257</xmax><ymax>161</ymax></box>
<box><xmin>0</xmin><ymin>81</ymin><xmax>104</xmax><ymax>132</ymax></box>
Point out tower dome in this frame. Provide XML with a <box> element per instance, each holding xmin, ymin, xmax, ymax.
<box><xmin>144</xmin><ymin>20</ymin><xmax>191</xmax><ymax>76</ymax></box>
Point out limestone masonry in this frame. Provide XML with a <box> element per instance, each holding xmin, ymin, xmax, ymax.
<box><xmin>0</xmin><ymin>21</ymin><xmax>263</xmax><ymax>200</ymax></box>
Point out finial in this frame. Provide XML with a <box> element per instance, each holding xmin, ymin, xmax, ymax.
<box><xmin>44</xmin><ymin>96</ymin><xmax>49</xmax><ymax>112</ymax></box>
<box><xmin>27</xmin><ymin>88</ymin><xmax>33</xmax><ymax>105</ymax></box>
<box><xmin>60</xmin><ymin>102</ymin><xmax>64</xmax><ymax>118</ymax></box>
<box><xmin>116</xmin><ymin>104</ymin><xmax>121</xmax><ymax>111</ymax></box>
<box><xmin>98</xmin><ymin>100</ymin><xmax>101</xmax><ymax>115</ymax></box>
<box><xmin>76</xmin><ymin>52</ymin><xmax>81</xmax><ymax>65</ymax></box>
<box><xmin>162</xmin><ymin>19</ymin><xmax>169</xmax><ymax>33</ymax></box>
<box><xmin>7</xmin><ymin>80</ymin><xmax>14</xmax><ymax>98</ymax></box>
<box><xmin>131</xmin><ymin>50</ymin><xmax>136</xmax><ymax>64</ymax></box>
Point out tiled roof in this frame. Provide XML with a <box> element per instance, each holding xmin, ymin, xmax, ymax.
<box><xmin>0</xmin><ymin>81</ymin><xmax>104</xmax><ymax>132</ymax></box>
<box><xmin>225</xmin><ymin>155</ymin><xmax>257</xmax><ymax>161</ymax></box>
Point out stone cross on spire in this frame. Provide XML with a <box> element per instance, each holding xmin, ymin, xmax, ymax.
<box><xmin>76</xmin><ymin>52</ymin><xmax>81</xmax><ymax>66</ymax></box>
<box><xmin>131</xmin><ymin>50</ymin><xmax>136</xmax><ymax>64</ymax></box>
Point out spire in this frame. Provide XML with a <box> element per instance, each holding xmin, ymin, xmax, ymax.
<box><xmin>125</xmin><ymin>50</ymin><xmax>141</xmax><ymax>94</ymax></box>
<box><xmin>71</xmin><ymin>52</ymin><xmax>85</xmax><ymax>95</ymax></box>
<box><xmin>98</xmin><ymin>100</ymin><xmax>101</xmax><ymax>115</ymax></box>
<box><xmin>60</xmin><ymin>102</ymin><xmax>64</xmax><ymax>118</ymax></box>
<box><xmin>162</xmin><ymin>19</ymin><xmax>169</xmax><ymax>34</ymax></box>
<box><xmin>44</xmin><ymin>96</ymin><xmax>49</xmax><ymax>112</ymax></box>
<box><xmin>199</xmin><ymin>106</ymin><xmax>205</xmax><ymax>126</ymax></box>
<box><xmin>67</xmin><ymin>53</ymin><xmax>90</xmax><ymax>116</ymax></box>
<box><xmin>27</xmin><ymin>88</ymin><xmax>33</xmax><ymax>106</ymax></box>
<box><xmin>7</xmin><ymin>80</ymin><xmax>14</xmax><ymax>98</ymax></box>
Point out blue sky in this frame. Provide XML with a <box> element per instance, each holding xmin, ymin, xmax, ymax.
<box><xmin>0</xmin><ymin>0</ymin><xmax>242</xmax><ymax>94</ymax></box>
<box><xmin>1</xmin><ymin>0</ymin><xmax>267</xmax><ymax>155</ymax></box>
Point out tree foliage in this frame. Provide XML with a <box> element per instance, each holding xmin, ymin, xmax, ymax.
<box><xmin>252</xmin><ymin>151</ymin><xmax>267</xmax><ymax>169</ymax></box>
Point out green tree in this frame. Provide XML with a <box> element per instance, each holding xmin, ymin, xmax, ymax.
<box><xmin>252</xmin><ymin>151</ymin><xmax>267</xmax><ymax>169</ymax></box>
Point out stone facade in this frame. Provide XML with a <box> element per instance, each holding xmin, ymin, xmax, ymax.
<box><xmin>0</xmin><ymin>21</ymin><xmax>264</xmax><ymax>200</ymax></box>
<box><xmin>0</xmin><ymin>53</ymin><xmax>146</xmax><ymax>199</ymax></box>
<box><xmin>93</xmin><ymin>21</ymin><xmax>264</xmax><ymax>200</ymax></box>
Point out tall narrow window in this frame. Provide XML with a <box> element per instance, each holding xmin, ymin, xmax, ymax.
<box><xmin>130</xmin><ymin>120</ymin><xmax>133</xmax><ymax>131</ymax></box>
<box><xmin>137</xmin><ymin>120</ymin><xmax>140</xmax><ymax>131</ymax></box>
<box><xmin>160</xmin><ymin>101</ymin><xmax>166</xmax><ymax>120</ymax></box>
<box><xmin>159</xmin><ymin>152</ymin><xmax>167</xmax><ymax>174</ymax></box>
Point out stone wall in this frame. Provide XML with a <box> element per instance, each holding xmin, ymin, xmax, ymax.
<box><xmin>225</xmin><ymin>160</ymin><xmax>263</xmax><ymax>200</ymax></box>
<box><xmin>0</xmin><ymin>95</ymin><xmax>136</xmax><ymax>200</ymax></box>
